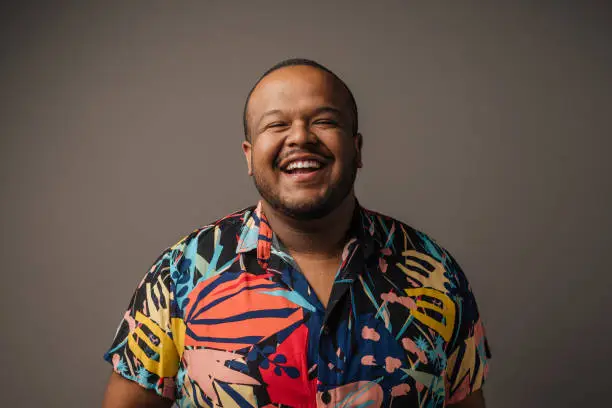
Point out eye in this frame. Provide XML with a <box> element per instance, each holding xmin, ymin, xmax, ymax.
<box><xmin>268</xmin><ymin>122</ymin><xmax>288</xmax><ymax>129</ymax></box>
<box><xmin>314</xmin><ymin>119</ymin><xmax>338</xmax><ymax>126</ymax></box>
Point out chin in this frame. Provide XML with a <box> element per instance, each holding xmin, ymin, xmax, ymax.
<box><xmin>276</xmin><ymin>196</ymin><xmax>335</xmax><ymax>220</ymax></box>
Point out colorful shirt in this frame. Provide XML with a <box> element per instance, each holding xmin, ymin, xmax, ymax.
<box><xmin>104</xmin><ymin>201</ymin><xmax>490</xmax><ymax>407</ymax></box>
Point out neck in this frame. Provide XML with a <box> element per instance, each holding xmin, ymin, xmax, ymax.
<box><xmin>261</xmin><ymin>194</ymin><xmax>356</xmax><ymax>259</ymax></box>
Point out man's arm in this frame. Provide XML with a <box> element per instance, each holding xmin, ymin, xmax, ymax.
<box><xmin>102</xmin><ymin>372</ymin><xmax>173</xmax><ymax>408</ymax></box>
<box><xmin>448</xmin><ymin>389</ymin><xmax>486</xmax><ymax>408</ymax></box>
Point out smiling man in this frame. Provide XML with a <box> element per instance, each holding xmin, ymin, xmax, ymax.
<box><xmin>103</xmin><ymin>59</ymin><xmax>491</xmax><ymax>408</ymax></box>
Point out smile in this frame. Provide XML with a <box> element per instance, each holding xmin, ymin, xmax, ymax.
<box><xmin>284</xmin><ymin>160</ymin><xmax>322</xmax><ymax>173</ymax></box>
<box><xmin>278</xmin><ymin>158</ymin><xmax>328</xmax><ymax>184</ymax></box>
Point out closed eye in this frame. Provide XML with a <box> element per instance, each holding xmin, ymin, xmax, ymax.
<box><xmin>268</xmin><ymin>122</ymin><xmax>288</xmax><ymax>129</ymax></box>
<box><xmin>313</xmin><ymin>119</ymin><xmax>338</xmax><ymax>126</ymax></box>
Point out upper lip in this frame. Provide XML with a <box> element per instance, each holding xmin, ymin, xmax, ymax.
<box><xmin>278</xmin><ymin>154</ymin><xmax>328</xmax><ymax>171</ymax></box>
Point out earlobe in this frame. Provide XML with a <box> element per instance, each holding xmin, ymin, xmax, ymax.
<box><xmin>241</xmin><ymin>140</ymin><xmax>253</xmax><ymax>175</ymax></box>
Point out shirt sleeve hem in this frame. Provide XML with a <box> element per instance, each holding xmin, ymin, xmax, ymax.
<box><xmin>103</xmin><ymin>356</ymin><xmax>176</xmax><ymax>401</ymax></box>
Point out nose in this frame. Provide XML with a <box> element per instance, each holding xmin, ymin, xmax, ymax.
<box><xmin>285</xmin><ymin>121</ymin><xmax>318</xmax><ymax>147</ymax></box>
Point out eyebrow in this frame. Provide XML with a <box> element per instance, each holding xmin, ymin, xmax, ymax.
<box><xmin>256</xmin><ymin>109</ymin><xmax>284</xmax><ymax>129</ymax></box>
<box><xmin>312</xmin><ymin>106</ymin><xmax>344</xmax><ymax>118</ymax></box>
<box><xmin>256</xmin><ymin>106</ymin><xmax>344</xmax><ymax>129</ymax></box>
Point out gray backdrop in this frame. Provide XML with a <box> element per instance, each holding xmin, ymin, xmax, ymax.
<box><xmin>1</xmin><ymin>1</ymin><xmax>610</xmax><ymax>407</ymax></box>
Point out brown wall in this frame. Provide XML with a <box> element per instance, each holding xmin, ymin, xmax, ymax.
<box><xmin>1</xmin><ymin>2</ymin><xmax>610</xmax><ymax>407</ymax></box>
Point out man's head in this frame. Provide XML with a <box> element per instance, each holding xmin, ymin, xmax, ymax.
<box><xmin>242</xmin><ymin>58</ymin><xmax>363</xmax><ymax>221</ymax></box>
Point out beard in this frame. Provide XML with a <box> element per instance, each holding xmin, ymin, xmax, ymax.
<box><xmin>252</xmin><ymin>156</ymin><xmax>358</xmax><ymax>221</ymax></box>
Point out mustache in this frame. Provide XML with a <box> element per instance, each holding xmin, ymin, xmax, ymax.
<box><xmin>274</xmin><ymin>148</ymin><xmax>332</xmax><ymax>167</ymax></box>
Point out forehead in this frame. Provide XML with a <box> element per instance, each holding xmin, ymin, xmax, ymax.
<box><xmin>248</xmin><ymin>65</ymin><xmax>349</xmax><ymax>118</ymax></box>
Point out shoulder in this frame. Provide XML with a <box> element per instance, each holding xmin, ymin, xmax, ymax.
<box><xmin>154</xmin><ymin>206</ymin><xmax>255</xmax><ymax>277</ymax></box>
<box><xmin>362</xmin><ymin>207</ymin><xmax>469</xmax><ymax>292</ymax></box>
<box><xmin>362</xmin><ymin>207</ymin><xmax>447</xmax><ymax>259</ymax></box>
<box><xmin>170</xmin><ymin>207</ymin><xmax>253</xmax><ymax>253</ymax></box>
<box><xmin>148</xmin><ymin>206</ymin><xmax>256</xmax><ymax>310</ymax></box>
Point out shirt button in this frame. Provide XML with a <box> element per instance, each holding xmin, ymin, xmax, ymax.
<box><xmin>322</xmin><ymin>326</ymin><xmax>329</xmax><ymax>335</ymax></box>
<box><xmin>321</xmin><ymin>390</ymin><xmax>331</xmax><ymax>404</ymax></box>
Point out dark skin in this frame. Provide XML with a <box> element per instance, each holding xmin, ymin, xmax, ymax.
<box><xmin>103</xmin><ymin>372</ymin><xmax>173</xmax><ymax>408</ymax></box>
<box><xmin>102</xmin><ymin>65</ymin><xmax>486</xmax><ymax>407</ymax></box>
<box><xmin>260</xmin><ymin>194</ymin><xmax>356</xmax><ymax>307</ymax></box>
<box><xmin>243</xmin><ymin>65</ymin><xmax>362</xmax><ymax>307</ymax></box>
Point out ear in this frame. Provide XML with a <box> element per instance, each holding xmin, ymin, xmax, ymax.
<box><xmin>354</xmin><ymin>132</ymin><xmax>363</xmax><ymax>168</ymax></box>
<box><xmin>242</xmin><ymin>140</ymin><xmax>253</xmax><ymax>175</ymax></box>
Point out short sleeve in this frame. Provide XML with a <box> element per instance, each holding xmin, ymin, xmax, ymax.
<box><xmin>443</xmin><ymin>251</ymin><xmax>491</xmax><ymax>404</ymax></box>
<box><xmin>103</xmin><ymin>247</ymin><xmax>185</xmax><ymax>400</ymax></box>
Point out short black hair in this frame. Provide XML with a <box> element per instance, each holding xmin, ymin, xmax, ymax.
<box><xmin>243</xmin><ymin>58</ymin><xmax>359</xmax><ymax>140</ymax></box>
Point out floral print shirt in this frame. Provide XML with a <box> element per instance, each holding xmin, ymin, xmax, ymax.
<box><xmin>104</xmin><ymin>201</ymin><xmax>490</xmax><ymax>407</ymax></box>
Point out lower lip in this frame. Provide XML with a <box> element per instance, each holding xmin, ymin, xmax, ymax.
<box><xmin>282</xmin><ymin>167</ymin><xmax>325</xmax><ymax>183</ymax></box>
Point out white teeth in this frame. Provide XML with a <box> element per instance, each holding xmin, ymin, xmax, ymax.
<box><xmin>286</xmin><ymin>160</ymin><xmax>321</xmax><ymax>171</ymax></box>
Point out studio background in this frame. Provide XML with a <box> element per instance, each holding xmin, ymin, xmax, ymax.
<box><xmin>1</xmin><ymin>2</ymin><xmax>610</xmax><ymax>407</ymax></box>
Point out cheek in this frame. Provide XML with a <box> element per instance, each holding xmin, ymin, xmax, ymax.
<box><xmin>252</xmin><ymin>137</ymin><xmax>282</xmax><ymax>168</ymax></box>
<box><xmin>325</xmin><ymin>137</ymin><xmax>356</xmax><ymax>167</ymax></box>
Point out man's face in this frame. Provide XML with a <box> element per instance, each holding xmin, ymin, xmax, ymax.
<box><xmin>243</xmin><ymin>65</ymin><xmax>362</xmax><ymax>220</ymax></box>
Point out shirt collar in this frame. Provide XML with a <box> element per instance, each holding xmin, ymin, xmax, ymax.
<box><xmin>236</xmin><ymin>200</ymin><xmax>383</xmax><ymax>262</ymax></box>
<box><xmin>236</xmin><ymin>201</ymin><xmax>264</xmax><ymax>254</ymax></box>
<box><xmin>350</xmin><ymin>201</ymin><xmax>384</xmax><ymax>260</ymax></box>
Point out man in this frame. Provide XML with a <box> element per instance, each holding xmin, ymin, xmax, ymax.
<box><xmin>103</xmin><ymin>58</ymin><xmax>491</xmax><ymax>407</ymax></box>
